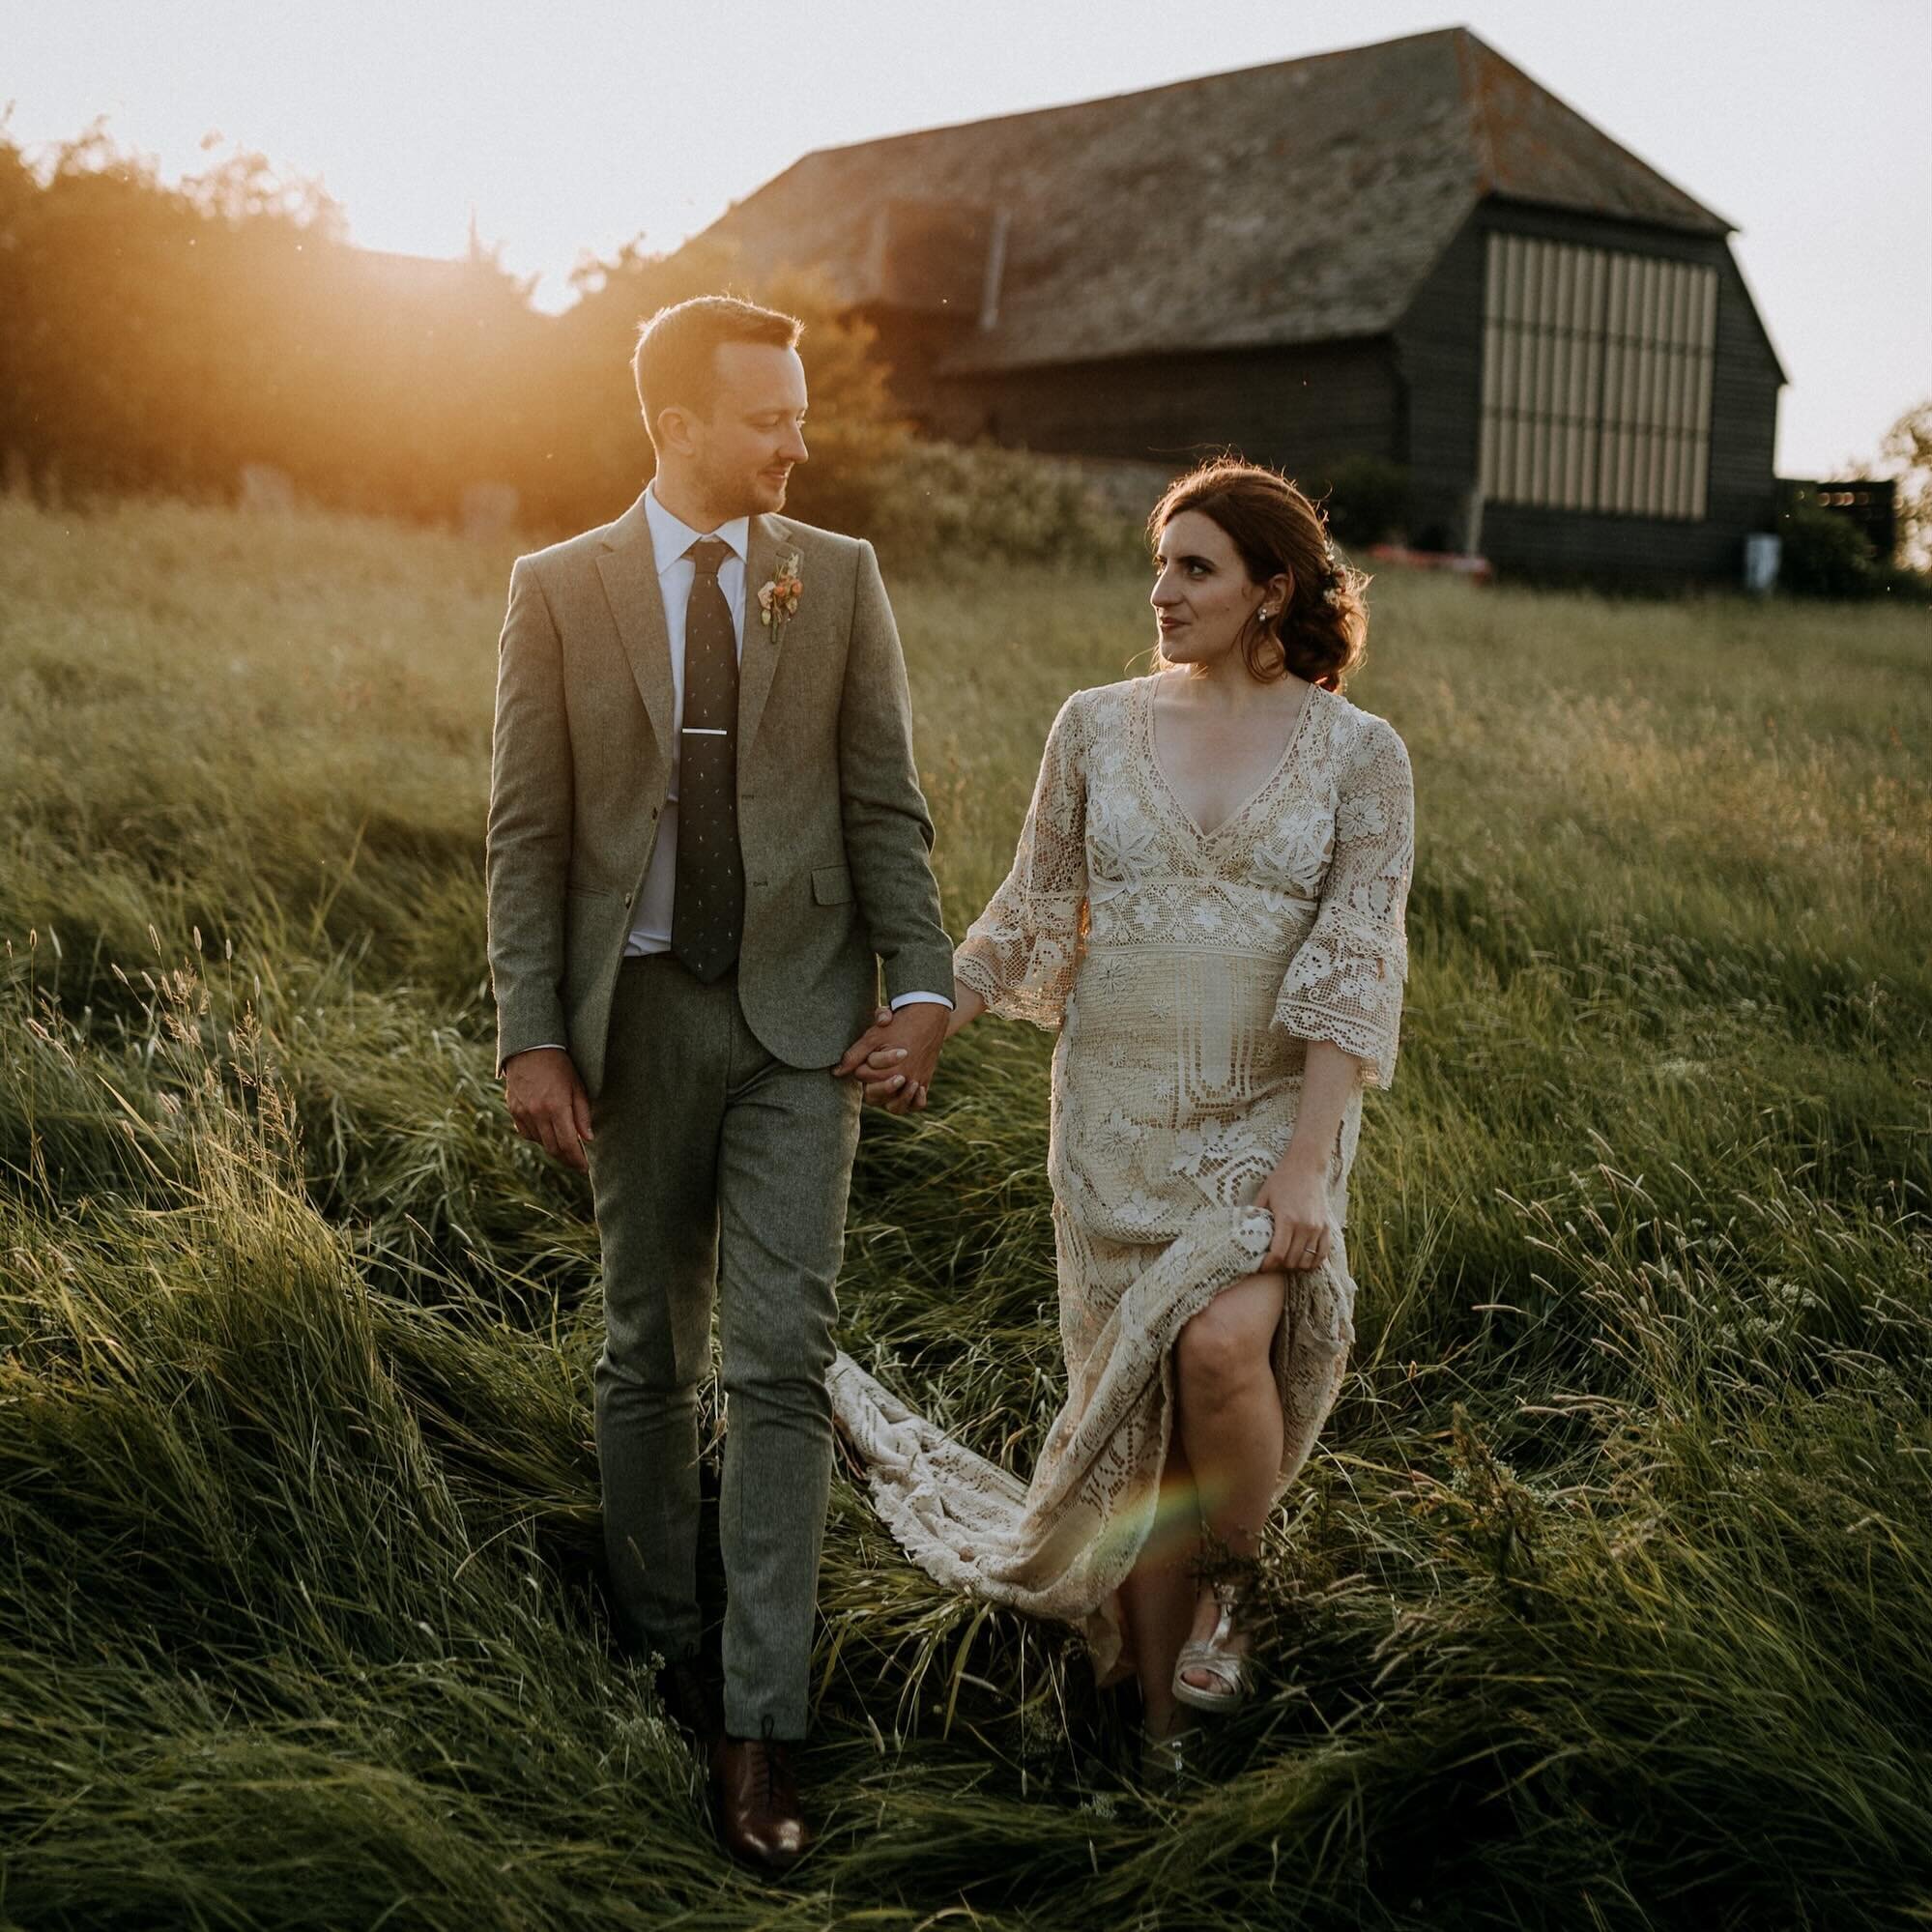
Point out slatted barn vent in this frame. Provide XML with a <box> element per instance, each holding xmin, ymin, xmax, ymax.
<box><xmin>1479</xmin><ymin>232</ymin><xmax>1718</xmax><ymax>521</ymax></box>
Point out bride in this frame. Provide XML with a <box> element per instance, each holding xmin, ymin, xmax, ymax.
<box><xmin>831</xmin><ymin>455</ymin><xmax>1415</xmax><ymax>1776</ymax></box>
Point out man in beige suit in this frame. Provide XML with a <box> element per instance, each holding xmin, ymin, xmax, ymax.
<box><xmin>485</xmin><ymin>297</ymin><xmax>952</xmax><ymax>1872</ymax></box>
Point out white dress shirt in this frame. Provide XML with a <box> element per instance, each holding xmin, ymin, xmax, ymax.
<box><xmin>519</xmin><ymin>484</ymin><xmax>946</xmax><ymax>1052</ymax></box>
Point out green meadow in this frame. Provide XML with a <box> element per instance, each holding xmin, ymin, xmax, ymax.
<box><xmin>1</xmin><ymin>494</ymin><xmax>1928</xmax><ymax>1929</ymax></box>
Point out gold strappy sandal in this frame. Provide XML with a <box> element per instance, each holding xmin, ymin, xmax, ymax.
<box><xmin>1171</xmin><ymin>1580</ymin><xmax>1251</xmax><ymax>1714</ymax></box>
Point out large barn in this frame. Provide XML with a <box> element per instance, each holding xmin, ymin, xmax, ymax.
<box><xmin>698</xmin><ymin>26</ymin><xmax>1785</xmax><ymax>584</ymax></box>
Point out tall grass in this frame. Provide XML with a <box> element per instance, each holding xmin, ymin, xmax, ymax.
<box><xmin>2</xmin><ymin>494</ymin><xmax>1928</xmax><ymax>1929</ymax></box>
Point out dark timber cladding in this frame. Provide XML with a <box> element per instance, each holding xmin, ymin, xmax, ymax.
<box><xmin>694</xmin><ymin>26</ymin><xmax>1784</xmax><ymax>583</ymax></box>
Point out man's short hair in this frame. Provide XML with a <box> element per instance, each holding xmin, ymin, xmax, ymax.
<box><xmin>632</xmin><ymin>296</ymin><xmax>803</xmax><ymax>449</ymax></box>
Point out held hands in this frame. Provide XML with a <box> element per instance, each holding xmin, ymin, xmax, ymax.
<box><xmin>504</xmin><ymin>1047</ymin><xmax>594</xmax><ymax>1172</ymax></box>
<box><xmin>834</xmin><ymin>1001</ymin><xmax>949</xmax><ymax>1113</ymax></box>
<box><xmin>1254</xmin><ymin>1151</ymin><xmax>1335</xmax><ymax>1274</ymax></box>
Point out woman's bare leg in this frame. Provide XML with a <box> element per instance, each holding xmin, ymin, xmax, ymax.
<box><xmin>1172</xmin><ymin>1270</ymin><xmax>1287</xmax><ymax>1686</ymax></box>
<box><xmin>1118</xmin><ymin>1437</ymin><xmax>1202</xmax><ymax>1739</ymax></box>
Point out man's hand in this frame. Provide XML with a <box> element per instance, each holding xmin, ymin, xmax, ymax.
<box><xmin>504</xmin><ymin>1047</ymin><xmax>594</xmax><ymax>1171</ymax></box>
<box><xmin>834</xmin><ymin>1003</ymin><xmax>948</xmax><ymax>1113</ymax></box>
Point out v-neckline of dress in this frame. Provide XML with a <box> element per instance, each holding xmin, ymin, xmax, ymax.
<box><xmin>1139</xmin><ymin>674</ymin><xmax>1321</xmax><ymax>845</ymax></box>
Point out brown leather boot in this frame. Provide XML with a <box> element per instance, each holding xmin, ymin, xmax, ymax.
<box><xmin>711</xmin><ymin>1734</ymin><xmax>813</xmax><ymax>1874</ymax></box>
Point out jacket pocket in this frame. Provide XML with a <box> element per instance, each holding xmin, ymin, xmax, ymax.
<box><xmin>811</xmin><ymin>863</ymin><xmax>854</xmax><ymax>907</ymax></box>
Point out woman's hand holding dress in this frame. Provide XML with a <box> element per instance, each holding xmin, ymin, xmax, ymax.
<box><xmin>1254</xmin><ymin>1037</ymin><xmax>1363</xmax><ymax>1272</ymax></box>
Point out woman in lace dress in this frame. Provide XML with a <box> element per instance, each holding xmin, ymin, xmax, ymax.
<box><xmin>830</xmin><ymin>457</ymin><xmax>1414</xmax><ymax>1772</ymax></box>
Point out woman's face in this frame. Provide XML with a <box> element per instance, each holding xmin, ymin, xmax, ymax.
<box><xmin>1150</xmin><ymin>509</ymin><xmax>1286</xmax><ymax>671</ymax></box>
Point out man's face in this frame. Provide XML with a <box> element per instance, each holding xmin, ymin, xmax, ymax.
<box><xmin>678</xmin><ymin>342</ymin><xmax>810</xmax><ymax>519</ymax></box>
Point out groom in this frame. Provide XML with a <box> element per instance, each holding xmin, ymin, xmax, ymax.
<box><xmin>485</xmin><ymin>296</ymin><xmax>953</xmax><ymax>1872</ymax></box>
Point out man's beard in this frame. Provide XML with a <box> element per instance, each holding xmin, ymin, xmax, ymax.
<box><xmin>698</xmin><ymin>451</ymin><xmax>784</xmax><ymax>521</ymax></box>
<box><xmin>749</xmin><ymin>463</ymin><xmax>791</xmax><ymax>512</ymax></box>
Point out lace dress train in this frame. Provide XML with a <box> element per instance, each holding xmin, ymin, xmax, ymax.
<box><xmin>830</xmin><ymin>677</ymin><xmax>1414</xmax><ymax>1683</ymax></box>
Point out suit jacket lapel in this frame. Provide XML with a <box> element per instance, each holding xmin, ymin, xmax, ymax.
<box><xmin>593</xmin><ymin>495</ymin><xmax>677</xmax><ymax>757</ymax></box>
<box><xmin>737</xmin><ymin>513</ymin><xmax>784</xmax><ymax>752</ymax></box>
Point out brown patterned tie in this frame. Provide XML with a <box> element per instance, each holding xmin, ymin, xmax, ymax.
<box><xmin>671</xmin><ymin>537</ymin><xmax>743</xmax><ymax>981</ymax></box>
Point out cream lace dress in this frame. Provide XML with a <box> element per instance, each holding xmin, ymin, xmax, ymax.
<box><xmin>829</xmin><ymin>674</ymin><xmax>1414</xmax><ymax>1684</ymax></box>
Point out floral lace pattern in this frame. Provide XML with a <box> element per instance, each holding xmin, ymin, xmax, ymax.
<box><xmin>833</xmin><ymin>675</ymin><xmax>1414</xmax><ymax>1684</ymax></box>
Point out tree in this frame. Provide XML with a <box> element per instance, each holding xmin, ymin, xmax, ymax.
<box><xmin>0</xmin><ymin>121</ymin><xmax>912</xmax><ymax>535</ymax></box>
<box><xmin>1880</xmin><ymin>399</ymin><xmax>1931</xmax><ymax>571</ymax></box>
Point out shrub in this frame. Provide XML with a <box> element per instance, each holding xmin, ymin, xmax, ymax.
<box><xmin>1310</xmin><ymin>455</ymin><xmax>1412</xmax><ymax>548</ymax></box>
<box><xmin>1777</xmin><ymin>501</ymin><xmax>1882</xmax><ymax>599</ymax></box>
<box><xmin>1876</xmin><ymin>562</ymin><xmax>1932</xmax><ymax>604</ymax></box>
<box><xmin>863</xmin><ymin>440</ymin><xmax>1141</xmax><ymax>568</ymax></box>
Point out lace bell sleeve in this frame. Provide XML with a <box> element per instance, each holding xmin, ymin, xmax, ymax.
<box><xmin>954</xmin><ymin>691</ymin><xmax>1089</xmax><ymax>1030</ymax></box>
<box><xmin>1273</xmin><ymin>712</ymin><xmax>1414</xmax><ymax>1087</ymax></box>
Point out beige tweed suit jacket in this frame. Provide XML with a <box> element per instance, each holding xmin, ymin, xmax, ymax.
<box><xmin>485</xmin><ymin>493</ymin><xmax>954</xmax><ymax>1099</ymax></box>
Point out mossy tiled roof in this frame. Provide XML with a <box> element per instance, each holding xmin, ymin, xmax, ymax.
<box><xmin>697</xmin><ymin>26</ymin><xmax>1728</xmax><ymax>375</ymax></box>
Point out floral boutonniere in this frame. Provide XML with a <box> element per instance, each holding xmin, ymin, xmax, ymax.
<box><xmin>757</xmin><ymin>548</ymin><xmax>804</xmax><ymax>640</ymax></box>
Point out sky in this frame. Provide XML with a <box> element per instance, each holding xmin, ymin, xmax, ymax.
<box><xmin>6</xmin><ymin>0</ymin><xmax>1929</xmax><ymax>478</ymax></box>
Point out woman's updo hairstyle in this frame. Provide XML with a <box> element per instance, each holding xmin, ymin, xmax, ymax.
<box><xmin>1148</xmin><ymin>455</ymin><xmax>1369</xmax><ymax>691</ymax></box>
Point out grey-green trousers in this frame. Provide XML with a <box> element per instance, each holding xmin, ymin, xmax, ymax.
<box><xmin>588</xmin><ymin>954</ymin><xmax>861</xmax><ymax>1741</ymax></box>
